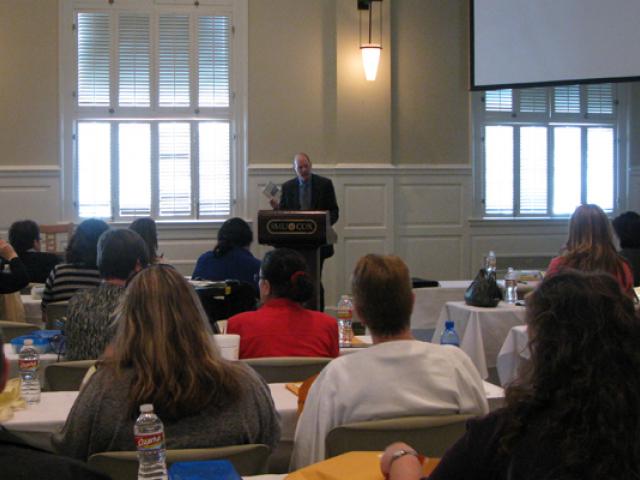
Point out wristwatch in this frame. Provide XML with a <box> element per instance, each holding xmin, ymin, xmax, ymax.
<box><xmin>389</xmin><ymin>448</ymin><xmax>425</xmax><ymax>468</ymax></box>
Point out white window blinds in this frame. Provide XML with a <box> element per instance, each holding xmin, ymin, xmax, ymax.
<box><xmin>159</xmin><ymin>122</ymin><xmax>192</xmax><ymax>216</ymax></box>
<box><xmin>77</xmin><ymin>13</ymin><xmax>110</xmax><ymax>106</ymax></box>
<box><xmin>72</xmin><ymin>2</ymin><xmax>236</xmax><ymax>220</ymax></box>
<box><xmin>158</xmin><ymin>15</ymin><xmax>190</xmax><ymax>107</ymax></box>
<box><xmin>198</xmin><ymin>16</ymin><xmax>231</xmax><ymax>107</ymax></box>
<box><xmin>479</xmin><ymin>83</ymin><xmax>618</xmax><ymax>217</ymax></box>
<box><xmin>199</xmin><ymin>122</ymin><xmax>230</xmax><ymax>215</ymax></box>
<box><xmin>118</xmin><ymin>14</ymin><xmax>150</xmax><ymax>107</ymax></box>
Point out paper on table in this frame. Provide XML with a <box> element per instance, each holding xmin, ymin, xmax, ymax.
<box><xmin>0</xmin><ymin>378</ymin><xmax>26</xmax><ymax>422</ymax></box>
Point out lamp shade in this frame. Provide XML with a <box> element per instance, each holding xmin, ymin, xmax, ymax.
<box><xmin>361</xmin><ymin>44</ymin><xmax>381</xmax><ymax>81</ymax></box>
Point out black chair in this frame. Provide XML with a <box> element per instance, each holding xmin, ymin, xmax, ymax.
<box><xmin>195</xmin><ymin>280</ymin><xmax>258</xmax><ymax>332</ymax></box>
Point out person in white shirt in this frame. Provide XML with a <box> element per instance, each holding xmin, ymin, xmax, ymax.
<box><xmin>290</xmin><ymin>254</ymin><xmax>489</xmax><ymax>469</ymax></box>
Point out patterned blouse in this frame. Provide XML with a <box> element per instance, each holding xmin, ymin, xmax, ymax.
<box><xmin>64</xmin><ymin>283</ymin><xmax>125</xmax><ymax>361</ymax></box>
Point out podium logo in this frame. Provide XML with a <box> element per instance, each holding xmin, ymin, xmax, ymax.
<box><xmin>267</xmin><ymin>219</ymin><xmax>317</xmax><ymax>235</ymax></box>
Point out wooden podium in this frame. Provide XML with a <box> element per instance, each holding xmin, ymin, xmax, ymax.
<box><xmin>258</xmin><ymin>210</ymin><xmax>335</xmax><ymax>310</ymax></box>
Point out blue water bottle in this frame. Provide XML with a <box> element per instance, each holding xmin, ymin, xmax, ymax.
<box><xmin>440</xmin><ymin>321</ymin><xmax>460</xmax><ymax>347</ymax></box>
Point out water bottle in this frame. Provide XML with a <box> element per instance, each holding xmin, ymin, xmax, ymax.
<box><xmin>336</xmin><ymin>295</ymin><xmax>354</xmax><ymax>348</ymax></box>
<box><xmin>485</xmin><ymin>250</ymin><xmax>497</xmax><ymax>276</ymax></box>
<box><xmin>135</xmin><ymin>404</ymin><xmax>168</xmax><ymax>480</ymax></box>
<box><xmin>19</xmin><ymin>339</ymin><xmax>41</xmax><ymax>405</ymax></box>
<box><xmin>505</xmin><ymin>267</ymin><xmax>519</xmax><ymax>304</ymax></box>
<box><xmin>440</xmin><ymin>321</ymin><xmax>460</xmax><ymax>347</ymax></box>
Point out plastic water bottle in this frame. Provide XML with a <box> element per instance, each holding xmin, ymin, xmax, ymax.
<box><xmin>440</xmin><ymin>321</ymin><xmax>460</xmax><ymax>347</ymax></box>
<box><xmin>19</xmin><ymin>339</ymin><xmax>41</xmax><ymax>405</ymax></box>
<box><xmin>505</xmin><ymin>267</ymin><xmax>519</xmax><ymax>304</ymax></box>
<box><xmin>485</xmin><ymin>251</ymin><xmax>497</xmax><ymax>275</ymax></box>
<box><xmin>135</xmin><ymin>404</ymin><xmax>168</xmax><ymax>480</ymax></box>
<box><xmin>337</xmin><ymin>295</ymin><xmax>354</xmax><ymax>348</ymax></box>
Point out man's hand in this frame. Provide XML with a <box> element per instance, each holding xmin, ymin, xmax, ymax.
<box><xmin>0</xmin><ymin>239</ymin><xmax>18</xmax><ymax>261</ymax></box>
<box><xmin>269</xmin><ymin>197</ymin><xmax>279</xmax><ymax>209</ymax></box>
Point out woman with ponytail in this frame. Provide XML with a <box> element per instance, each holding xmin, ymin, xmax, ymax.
<box><xmin>227</xmin><ymin>248</ymin><xmax>339</xmax><ymax>359</ymax></box>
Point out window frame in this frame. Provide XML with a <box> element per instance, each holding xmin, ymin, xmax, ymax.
<box><xmin>471</xmin><ymin>82</ymin><xmax>630</xmax><ymax>219</ymax></box>
<box><xmin>59</xmin><ymin>0</ymin><xmax>248</xmax><ymax>223</ymax></box>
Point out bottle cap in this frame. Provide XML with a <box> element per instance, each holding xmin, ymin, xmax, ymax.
<box><xmin>445</xmin><ymin>321</ymin><xmax>454</xmax><ymax>329</ymax></box>
<box><xmin>23</xmin><ymin>339</ymin><xmax>34</xmax><ymax>346</ymax></box>
<box><xmin>140</xmin><ymin>404</ymin><xmax>154</xmax><ymax>413</ymax></box>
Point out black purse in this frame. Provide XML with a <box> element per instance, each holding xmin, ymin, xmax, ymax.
<box><xmin>464</xmin><ymin>268</ymin><xmax>503</xmax><ymax>307</ymax></box>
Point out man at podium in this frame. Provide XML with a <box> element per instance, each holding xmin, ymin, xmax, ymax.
<box><xmin>269</xmin><ymin>152</ymin><xmax>339</xmax><ymax>309</ymax></box>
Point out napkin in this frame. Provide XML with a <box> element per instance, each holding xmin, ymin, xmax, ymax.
<box><xmin>285</xmin><ymin>451</ymin><xmax>439</xmax><ymax>480</ymax></box>
<box><xmin>0</xmin><ymin>378</ymin><xmax>26</xmax><ymax>422</ymax></box>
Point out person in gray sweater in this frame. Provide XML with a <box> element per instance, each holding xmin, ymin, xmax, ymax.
<box><xmin>54</xmin><ymin>265</ymin><xmax>280</xmax><ymax>461</ymax></box>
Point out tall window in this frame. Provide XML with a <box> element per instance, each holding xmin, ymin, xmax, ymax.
<box><xmin>476</xmin><ymin>83</ymin><xmax>620</xmax><ymax>217</ymax></box>
<box><xmin>65</xmin><ymin>1</ymin><xmax>240</xmax><ymax>220</ymax></box>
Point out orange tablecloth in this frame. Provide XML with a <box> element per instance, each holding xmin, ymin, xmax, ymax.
<box><xmin>286</xmin><ymin>451</ymin><xmax>439</xmax><ymax>479</ymax></box>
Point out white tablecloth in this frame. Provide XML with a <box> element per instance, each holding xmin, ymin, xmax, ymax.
<box><xmin>433</xmin><ymin>301</ymin><xmax>527</xmax><ymax>379</ymax></box>
<box><xmin>3</xmin><ymin>344</ymin><xmax>61</xmax><ymax>380</ymax></box>
<box><xmin>410</xmin><ymin>281</ymin><xmax>470</xmax><ymax>330</ymax></box>
<box><xmin>20</xmin><ymin>294</ymin><xmax>43</xmax><ymax>325</ymax></box>
<box><xmin>496</xmin><ymin>325</ymin><xmax>530</xmax><ymax>386</ymax></box>
<box><xmin>2</xmin><ymin>380</ymin><xmax>504</xmax><ymax>441</ymax></box>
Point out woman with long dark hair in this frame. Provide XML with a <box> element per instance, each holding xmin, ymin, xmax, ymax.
<box><xmin>546</xmin><ymin>204</ymin><xmax>633</xmax><ymax>294</ymax></box>
<box><xmin>192</xmin><ymin>217</ymin><xmax>260</xmax><ymax>289</ymax></box>
<box><xmin>227</xmin><ymin>248</ymin><xmax>339</xmax><ymax>359</ymax></box>
<box><xmin>54</xmin><ymin>265</ymin><xmax>280</xmax><ymax>460</ymax></box>
<box><xmin>380</xmin><ymin>270</ymin><xmax>640</xmax><ymax>480</ymax></box>
<box><xmin>129</xmin><ymin>217</ymin><xmax>162</xmax><ymax>264</ymax></box>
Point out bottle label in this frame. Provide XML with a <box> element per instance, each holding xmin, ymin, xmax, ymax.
<box><xmin>18</xmin><ymin>359</ymin><xmax>38</xmax><ymax>370</ymax></box>
<box><xmin>135</xmin><ymin>432</ymin><xmax>164</xmax><ymax>451</ymax></box>
<box><xmin>337</xmin><ymin>309</ymin><xmax>352</xmax><ymax>320</ymax></box>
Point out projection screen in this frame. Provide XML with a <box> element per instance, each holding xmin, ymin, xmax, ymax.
<box><xmin>471</xmin><ymin>0</ymin><xmax>640</xmax><ymax>90</ymax></box>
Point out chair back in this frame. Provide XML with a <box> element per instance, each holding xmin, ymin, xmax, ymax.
<box><xmin>241</xmin><ymin>356</ymin><xmax>332</xmax><ymax>383</ymax></box>
<box><xmin>40</xmin><ymin>223</ymin><xmax>74</xmax><ymax>255</ymax></box>
<box><xmin>1</xmin><ymin>292</ymin><xmax>26</xmax><ymax>323</ymax></box>
<box><xmin>0</xmin><ymin>320</ymin><xmax>40</xmax><ymax>341</ymax></box>
<box><xmin>212</xmin><ymin>334</ymin><xmax>240</xmax><ymax>360</ymax></box>
<box><xmin>43</xmin><ymin>360</ymin><xmax>97</xmax><ymax>391</ymax></box>
<box><xmin>325</xmin><ymin>414</ymin><xmax>473</xmax><ymax>459</ymax></box>
<box><xmin>88</xmin><ymin>444</ymin><xmax>270</xmax><ymax>479</ymax></box>
<box><xmin>45</xmin><ymin>301</ymin><xmax>69</xmax><ymax>329</ymax></box>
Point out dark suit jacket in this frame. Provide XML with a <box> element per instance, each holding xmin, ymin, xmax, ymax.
<box><xmin>0</xmin><ymin>427</ymin><xmax>109</xmax><ymax>480</ymax></box>
<box><xmin>279</xmin><ymin>173</ymin><xmax>339</xmax><ymax>258</ymax></box>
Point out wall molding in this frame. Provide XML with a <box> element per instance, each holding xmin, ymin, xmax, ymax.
<box><xmin>0</xmin><ymin>165</ymin><xmax>61</xmax><ymax>177</ymax></box>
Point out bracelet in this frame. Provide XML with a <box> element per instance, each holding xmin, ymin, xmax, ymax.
<box><xmin>388</xmin><ymin>449</ymin><xmax>425</xmax><ymax>469</ymax></box>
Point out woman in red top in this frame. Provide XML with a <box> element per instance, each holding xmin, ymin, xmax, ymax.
<box><xmin>227</xmin><ymin>248</ymin><xmax>339</xmax><ymax>359</ymax></box>
<box><xmin>545</xmin><ymin>204</ymin><xmax>634</xmax><ymax>295</ymax></box>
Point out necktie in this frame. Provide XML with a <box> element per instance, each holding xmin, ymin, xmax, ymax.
<box><xmin>300</xmin><ymin>182</ymin><xmax>311</xmax><ymax>210</ymax></box>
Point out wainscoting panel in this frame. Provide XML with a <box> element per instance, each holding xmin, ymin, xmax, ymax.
<box><xmin>397</xmin><ymin>236</ymin><xmax>464</xmax><ymax>280</ymax></box>
<box><xmin>396</xmin><ymin>184</ymin><xmax>464</xmax><ymax>227</ymax></box>
<box><xmin>0</xmin><ymin>167</ymin><xmax>61</xmax><ymax>225</ymax></box>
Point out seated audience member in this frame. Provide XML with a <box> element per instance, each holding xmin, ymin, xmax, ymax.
<box><xmin>546</xmin><ymin>204</ymin><xmax>633</xmax><ymax>294</ymax></box>
<box><xmin>380</xmin><ymin>271</ymin><xmax>640</xmax><ymax>480</ymax></box>
<box><xmin>64</xmin><ymin>229</ymin><xmax>149</xmax><ymax>361</ymax></box>
<box><xmin>54</xmin><ymin>265</ymin><xmax>280</xmax><ymax>460</ymax></box>
<box><xmin>42</xmin><ymin>219</ymin><xmax>110</xmax><ymax>310</ymax></box>
<box><xmin>8</xmin><ymin>219</ymin><xmax>61</xmax><ymax>283</ymax></box>
<box><xmin>0</xmin><ymin>335</ymin><xmax>109</xmax><ymax>479</ymax></box>
<box><xmin>227</xmin><ymin>248</ymin><xmax>339</xmax><ymax>359</ymax></box>
<box><xmin>290</xmin><ymin>254</ymin><xmax>488</xmax><ymax>469</ymax></box>
<box><xmin>0</xmin><ymin>239</ymin><xmax>29</xmax><ymax>294</ymax></box>
<box><xmin>612</xmin><ymin>210</ymin><xmax>640</xmax><ymax>286</ymax></box>
<box><xmin>192</xmin><ymin>217</ymin><xmax>261</xmax><ymax>290</ymax></box>
<box><xmin>129</xmin><ymin>217</ymin><xmax>163</xmax><ymax>264</ymax></box>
